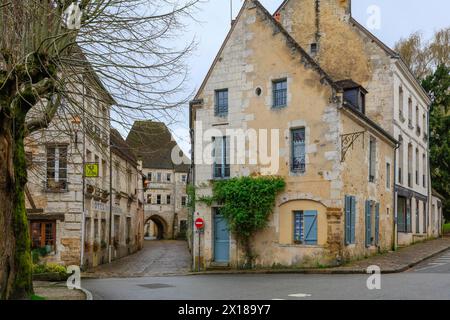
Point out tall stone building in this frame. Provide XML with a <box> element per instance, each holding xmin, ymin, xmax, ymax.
<box><xmin>190</xmin><ymin>0</ymin><xmax>399</xmax><ymax>269</ymax></box>
<box><xmin>126</xmin><ymin>121</ymin><xmax>190</xmax><ymax>240</ymax></box>
<box><xmin>25</xmin><ymin>66</ymin><xmax>144</xmax><ymax>268</ymax></box>
<box><xmin>274</xmin><ymin>0</ymin><xmax>435</xmax><ymax>246</ymax></box>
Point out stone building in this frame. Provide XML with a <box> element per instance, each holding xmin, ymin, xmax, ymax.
<box><xmin>274</xmin><ymin>0</ymin><xmax>436</xmax><ymax>246</ymax></box>
<box><xmin>25</xmin><ymin>65</ymin><xmax>144</xmax><ymax>268</ymax></box>
<box><xmin>126</xmin><ymin>121</ymin><xmax>190</xmax><ymax>240</ymax></box>
<box><xmin>190</xmin><ymin>0</ymin><xmax>398</xmax><ymax>269</ymax></box>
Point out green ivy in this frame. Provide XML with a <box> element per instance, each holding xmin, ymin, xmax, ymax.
<box><xmin>211</xmin><ymin>176</ymin><xmax>286</xmax><ymax>268</ymax></box>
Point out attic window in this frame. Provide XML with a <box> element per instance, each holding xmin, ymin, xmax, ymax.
<box><xmin>310</xmin><ymin>43</ymin><xmax>318</xmax><ymax>54</ymax></box>
<box><xmin>343</xmin><ymin>88</ymin><xmax>366</xmax><ymax>114</ymax></box>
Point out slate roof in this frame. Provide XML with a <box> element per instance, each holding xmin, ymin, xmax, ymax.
<box><xmin>110</xmin><ymin>128</ymin><xmax>137</xmax><ymax>165</ymax></box>
<box><xmin>125</xmin><ymin>120</ymin><xmax>190</xmax><ymax>172</ymax></box>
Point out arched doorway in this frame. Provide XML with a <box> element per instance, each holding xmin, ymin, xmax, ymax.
<box><xmin>144</xmin><ymin>215</ymin><xmax>168</xmax><ymax>240</ymax></box>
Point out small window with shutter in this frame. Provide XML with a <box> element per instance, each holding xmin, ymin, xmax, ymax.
<box><xmin>345</xmin><ymin>196</ymin><xmax>356</xmax><ymax>245</ymax></box>
<box><xmin>293</xmin><ymin>210</ymin><xmax>317</xmax><ymax>245</ymax></box>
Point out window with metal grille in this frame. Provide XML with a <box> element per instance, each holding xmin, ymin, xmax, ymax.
<box><xmin>181</xmin><ymin>196</ymin><xmax>187</xmax><ymax>206</ymax></box>
<box><xmin>215</xmin><ymin>89</ymin><xmax>228</xmax><ymax>116</ymax></box>
<box><xmin>291</xmin><ymin>128</ymin><xmax>306</xmax><ymax>173</ymax></box>
<box><xmin>272</xmin><ymin>79</ymin><xmax>287</xmax><ymax>108</ymax></box>
<box><xmin>213</xmin><ymin>136</ymin><xmax>230</xmax><ymax>179</ymax></box>
<box><xmin>293</xmin><ymin>211</ymin><xmax>317</xmax><ymax>245</ymax></box>
<box><xmin>46</xmin><ymin>145</ymin><xmax>68</xmax><ymax>191</ymax></box>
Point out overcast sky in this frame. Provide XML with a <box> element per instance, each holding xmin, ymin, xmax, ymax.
<box><xmin>171</xmin><ymin>0</ymin><xmax>449</xmax><ymax>154</ymax></box>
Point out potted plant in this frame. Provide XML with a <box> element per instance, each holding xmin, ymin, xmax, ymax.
<box><xmin>86</xmin><ymin>184</ymin><xmax>95</xmax><ymax>194</ymax></box>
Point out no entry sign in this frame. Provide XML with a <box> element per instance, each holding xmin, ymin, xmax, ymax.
<box><xmin>195</xmin><ymin>218</ymin><xmax>205</xmax><ymax>230</ymax></box>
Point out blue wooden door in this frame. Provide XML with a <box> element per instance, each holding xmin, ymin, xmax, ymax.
<box><xmin>214</xmin><ymin>211</ymin><xmax>230</xmax><ymax>262</ymax></box>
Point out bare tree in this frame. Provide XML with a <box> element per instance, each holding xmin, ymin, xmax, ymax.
<box><xmin>395</xmin><ymin>27</ymin><xmax>450</xmax><ymax>80</ymax></box>
<box><xmin>0</xmin><ymin>0</ymin><xmax>200</xmax><ymax>300</ymax></box>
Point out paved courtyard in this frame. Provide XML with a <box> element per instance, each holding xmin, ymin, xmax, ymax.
<box><xmin>83</xmin><ymin>240</ymin><xmax>191</xmax><ymax>278</ymax></box>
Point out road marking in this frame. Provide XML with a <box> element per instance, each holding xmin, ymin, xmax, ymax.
<box><xmin>271</xmin><ymin>299</ymin><xmax>286</xmax><ymax>300</ymax></box>
<box><xmin>414</xmin><ymin>263</ymin><xmax>446</xmax><ymax>272</ymax></box>
<box><xmin>288</xmin><ymin>293</ymin><xmax>312</xmax><ymax>298</ymax></box>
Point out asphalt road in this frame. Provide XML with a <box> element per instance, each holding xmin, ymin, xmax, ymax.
<box><xmin>82</xmin><ymin>249</ymin><xmax>450</xmax><ymax>300</ymax></box>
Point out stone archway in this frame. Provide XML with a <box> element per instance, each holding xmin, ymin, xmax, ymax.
<box><xmin>144</xmin><ymin>215</ymin><xmax>169</xmax><ymax>240</ymax></box>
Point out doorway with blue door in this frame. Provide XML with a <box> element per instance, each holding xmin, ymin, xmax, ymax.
<box><xmin>213</xmin><ymin>208</ymin><xmax>230</xmax><ymax>263</ymax></box>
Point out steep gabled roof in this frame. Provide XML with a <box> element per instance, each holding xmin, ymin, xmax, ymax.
<box><xmin>111</xmin><ymin>128</ymin><xmax>137</xmax><ymax>165</ymax></box>
<box><xmin>126</xmin><ymin>120</ymin><xmax>190</xmax><ymax>172</ymax></box>
<box><xmin>194</xmin><ymin>0</ymin><xmax>339</xmax><ymax>100</ymax></box>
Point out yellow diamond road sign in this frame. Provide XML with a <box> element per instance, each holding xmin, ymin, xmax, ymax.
<box><xmin>85</xmin><ymin>163</ymin><xmax>99</xmax><ymax>178</ymax></box>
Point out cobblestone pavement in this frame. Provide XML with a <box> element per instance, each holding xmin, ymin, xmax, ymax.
<box><xmin>83</xmin><ymin>240</ymin><xmax>191</xmax><ymax>278</ymax></box>
<box><xmin>34</xmin><ymin>281</ymin><xmax>86</xmax><ymax>300</ymax></box>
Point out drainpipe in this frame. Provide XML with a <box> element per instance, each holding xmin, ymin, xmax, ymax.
<box><xmin>426</xmin><ymin>108</ymin><xmax>431</xmax><ymax>237</ymax></box>
<box><xmin>393</xmin><ymin>142</ymin><xmax>400</xmax><ymax>251</ymax></box>
<box><xmin>189</xmin><ymin>101</ymin><xmax>196</xmax><ymax>271</ymax></box>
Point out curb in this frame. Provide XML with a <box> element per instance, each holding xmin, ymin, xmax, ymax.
<box><xmin>186</xmin><ymin>243</ymin><xmax>450</xmax><ymax>276</ymax></box>
<box><xmin>79</xmin><ymin>286</ymin><xmax>93</xmax><ymax>300</ymax></box>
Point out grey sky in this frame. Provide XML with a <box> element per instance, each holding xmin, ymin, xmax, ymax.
<box><xmin>171</xmin><ymin>0</ymin><xmax>449</xmax><ymax>154</ymax></box>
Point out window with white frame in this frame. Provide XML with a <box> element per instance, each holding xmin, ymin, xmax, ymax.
<box><xmin>213</xmin><ymin>136</ymin><xmax>230</xmax><ymax>179</ymax></box>
<box><xmin>46</xmin><ymin>145</ymin><xmax>68</xmax><ymax>191</ymax></box>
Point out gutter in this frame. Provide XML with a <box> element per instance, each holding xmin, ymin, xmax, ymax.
<box><xmin>393</xmin><ymin>142</ymin><xmax>400</xmax><ymax>251</ymax></box>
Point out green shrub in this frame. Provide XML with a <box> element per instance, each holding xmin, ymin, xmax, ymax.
<box><xmin>33</xmin><ymin>263</ymin><xmax>67</xmax><ymax>275</ymax></box>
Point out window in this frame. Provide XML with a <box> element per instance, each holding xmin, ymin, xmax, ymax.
<box><xmin>127</xmin><ymin>170</ymin><xmax>132</xmax><ymax>194</ymax></box>
<box><xmin>423</xmin><ymin>114</ymin><xmax>427</xmax><ymax>136</ymax></box>
<box><xmin>399</xmin><ymin>86</ymin><xmax>404</xmax><ymax>119</ymax></box>
<box><xmin>398</xmin><ymin>136</ymin><xmax>403</xmax><ymax>184</ymax></box>
<box><xmin>213</xmin><ymin>136</ymin><xmax>230</xmax><ymax>179</ymax></box>
<box><xmin>423</xmin><ymin>202</ymin><xmax>427</xmax><ymax>233</ymax></box>
<box><xmin>101</xmin><ymin>219</ymin><xmax>106</xmax><ymax>242</ymax></box>
<box><xmin>166</xmin><ymin>173</ymin><xmax>171</xmax><ymax>182</ymax></box>
<box><xmin>114</xmin><ymin>162</ymin><xmax>120</xmax><ymax>191</ymax></box>
<box><xmin>398</xmin><ymin>197</ymin><xmax>411</xmax><ymax>233</ymax></box>
<box><xmin>166</xmin><ymin>194</ymin><xmax>171</xmax><ymax>205</ymax></box>
<box><xmin>415</xmin><ymin>148</ymin><xmax>419</xmax><ymax>185</ymax></box>
<box><xmin>181</xmin><ymin>196</ymin><xmax>187</xmax><ymax>206</ymax></box>
<box><xmin>423</xmin><ymin>153</ymin><xmax>426</xmax><ymax>187</ymax></box>
<box><xmin>386</xmin><ymin>163</ymin><xmax>391</xmax><ymax>189</ymax></box>
<box><xmin>365</xmin><ymin>201</ymin><xmax>380</xmax><ymax>247</ymax></box>
<box><xmin>408</xmin><ymin>143</ymin><xmax>413</xmax><ymax>187</ymax></box>
<box><xmin>156</xmin><ymin>194</ymin><xmax>161</xmax><ymax>205</ymax></box>
<box><xmin>310</xmin><ymin>43</ymin><xmax>318</xmax><ymax>54</ymax></box>
<box><xmin>46</xmin><ymin>145</ymin><xmax>68</xmax><ymax>191</ymax></box>
<box><xmin>415</xmin><ymin>199</ymin><xmax>420</xmax><ymax>234</ymax></box>
<box><xmin>345</xmin><ymin>196</ymin><xmax>356</xmax><ymax>245</ymax></box>
<box><xmin>147</xmin><ymin>172</ymin><xmax>152</xmax><ymax>181</ymax></box>
<box><xmin>272</xmin><ymin>79</ymin><xmax>287</xmax><ymax>108</ymax></box>
<box><xmin>291</xmin><ymin>128</ymin><xmax>306</xmax><ymax>173</ymax></box>
<box><xmin>416</xmin><ymin>106</ymin><xmax>420</xmax><ymax>134</ymax></box>
<box><xmin>157</xmin><ymin>172</ymin><xmax>162</xmax><ymax>182</ymax></box>
<box><xmin>181</xmin><ymin>174</ymin><xmax>187</xmax><ymax>183</ymax></box>
<box><xmin>293</xmin><ymin>211</ymin><xmax>317</xmax><ymax>245</ymax></box>
<box><xmin>126</xmin><ymin>217</ymin><xmax>131</xmax><ymax>244</ymax></box>
<box><xmin>408</xmin><ymin>98</ymin><xmax>413</xmax><ymax>127</ymax></box>
<box><xmin>343</xmin><ymin>88</ymin><xmax>365</xmax><ymax>114</ymax></box>
<box><xmin>94</xmin><ymin>219</ymin><xmax>99</xmax><ymax>241</ymax></box>
<box><xmin>215</xmin><ymin>89</ymin><xmax>228</xmax><ymax>116</ymax></box>
<box><xmin>147</xmin><ymin>194</ymin><xmax>152</xmax><ymax>204</ymax></box>
<box><xmin>369</xmin><ymin>137</ymin><xmax>376</xmax><ymax>182</ymax></box>
<box><xmin>30</xmin><ymin>221</ymin><xmax>56</xmax><ymax>250</ymax></box>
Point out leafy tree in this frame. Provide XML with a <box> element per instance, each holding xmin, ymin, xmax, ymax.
<box><xmin>394</xmin><ymin>28</ymin><xmax>449</xmax><ymax>80</ymax></box>
<box><xmin>422</xmin><ymin>64</ymin><xmax>450</xmax><ymax>221</ymax></box>
<box><xmin>0</xmin><ymin>0</ymin><xmax>199</xmax><ymax>300</ymax></box>
<box><xmin>212</xmin><ymin>176</ymin><xmax>286</xmax><ymax>268</ymax></box>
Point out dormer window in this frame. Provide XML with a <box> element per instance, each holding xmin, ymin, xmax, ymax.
<box><xmin>336</xmin><ymin>80</ymin><xmax>367</xmax><ymax>114</ymax></box>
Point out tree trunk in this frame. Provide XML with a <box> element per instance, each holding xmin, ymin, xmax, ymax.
<box><xmin>0</xmin><ymin>112</ymin><xmax>33</xmax><ymax>300</ymax></box>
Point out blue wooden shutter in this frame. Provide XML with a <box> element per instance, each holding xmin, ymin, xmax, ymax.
<box><xmin>345</xmin><ymin>196</ymin><xmax>351</xmax><ymax>245</ymax></box>
<box><xmin>304</xmin><ymin>211</ymin><xmax>318</xmax><ymax>245</ymax></box>
<box><xmin>351</xmin><ymin>196</ymin><xmax>356</xmax><ymax>244</ymax></box>
<box><xmin>365</xmin><ymin>200</ymin><xmax>372</xmax><ymax>247</ymax></box>
<box><xmin>375</xmin><ymin>203</ymin><xmax>380</xmax><ymax>246</ymax></box>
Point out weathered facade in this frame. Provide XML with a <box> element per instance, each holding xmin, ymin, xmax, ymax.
<box><xmin>190</xmin><ymin>0</ymin><xmax>398</xmax><ymax>269</ymax></box>
<box><xmin>25</xmin><ymin>71</ymin><xmax>144</xmax><ymax>268</ymax></box>
<box><xmin>275</xmin><ymin>0</ymin><xmax>434</xmax><ymax>246</ymax></box>
<box><xmin>126</xmin><ymin>121</ymin><xmax>190</xmax><ymax>240</ymax></box>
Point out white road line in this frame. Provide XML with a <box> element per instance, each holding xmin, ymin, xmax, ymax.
<box><xmin>288</xmin><ymin>293</ymin><xmax>312</xmax><ymax>298</ymax></box>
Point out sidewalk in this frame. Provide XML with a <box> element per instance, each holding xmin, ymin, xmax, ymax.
<box><xmin>33</xmin><ymin>281</ymin><xmax>87</xmax><ymax>300</ymax></box>
<box><xmin>190</xmin><ymin>236</ymin><xmax>450</xmax><ymax>275</ymax></box>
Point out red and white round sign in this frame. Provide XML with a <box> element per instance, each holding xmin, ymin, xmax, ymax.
<box><xmin>195</xmin><ymin>218</ymin><xmax>205</xmax><ymax>230</ymax></box>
